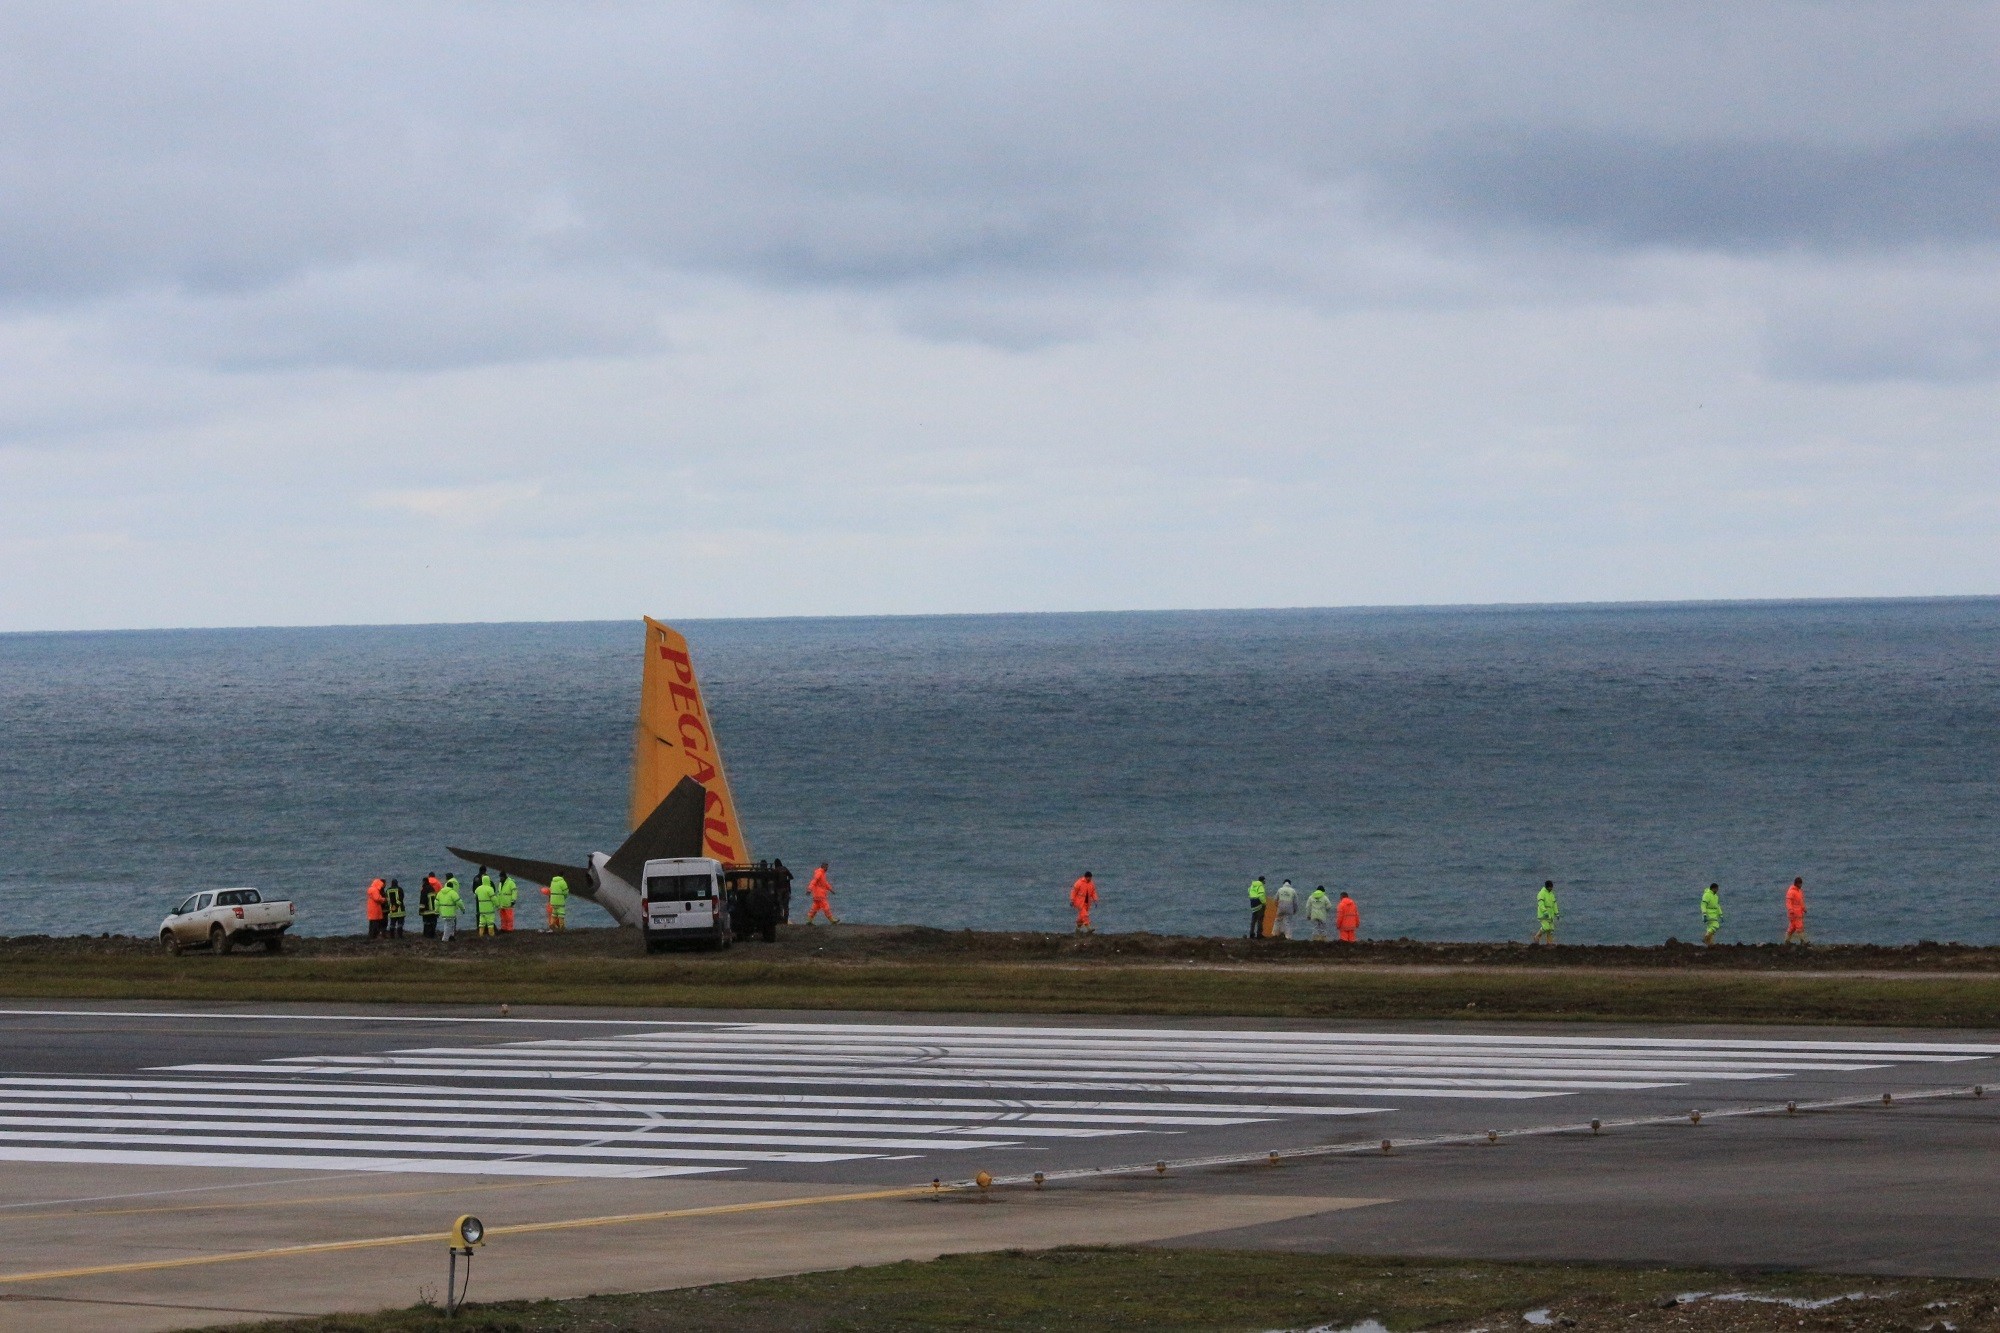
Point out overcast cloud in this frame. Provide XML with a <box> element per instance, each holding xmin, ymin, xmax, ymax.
<box><xmin>4</xmin><ymin>2</ymin><xmax>1998</xmax><ymax>630</ymax></box>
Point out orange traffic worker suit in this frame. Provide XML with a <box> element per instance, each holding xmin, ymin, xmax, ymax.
<box><xmin>365</xmin><ymin>879</ymin><xmax>386</xmax><ymax>938</ymax></box>
<box><xmin>1335</xmin><ymin>894</ymin><xmax>1360</xmax><ymax>943</ymax></box>
<box><xmin>807</xmin><ymin>867</ymin><xmax>837</xmax><ymax>923</ymax></box>
<box><xmin>1070</xmin><ymin>876</ymin><xmax>1098</xmax><ymax>932</ymax></box>
<box><xmin>1785</xmin><ymin>881</ymin><xmax>1806</xmax><ymax>939</ymax></box>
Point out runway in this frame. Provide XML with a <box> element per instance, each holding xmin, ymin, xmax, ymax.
<box><xmin>2</xmin><ymin>1004</ymin><xmax>1998</xmax><ymax>1330</ymax></box>
<box><xmin>0</xmin><ymin>1007</ymin><xmax>1994</xmax><ymax>1183</ymax></box>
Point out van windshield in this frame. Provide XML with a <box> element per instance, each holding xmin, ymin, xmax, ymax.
<box><xmin>646</xmin><ymin>874</ymin><xmax>714</xmax><ymax>900</ymax></box>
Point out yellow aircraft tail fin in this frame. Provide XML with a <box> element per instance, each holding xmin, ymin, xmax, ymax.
<box><xmin>631</xmin><ymin>617</ymin><xmax>751</xmax><ymax>863</ymax></box>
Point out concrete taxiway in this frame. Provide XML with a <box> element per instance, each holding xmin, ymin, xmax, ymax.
<box><xmin>0</xmin><ymin>1002</ymin><xmax>1994</xmax><ymax>1330</ymax></box>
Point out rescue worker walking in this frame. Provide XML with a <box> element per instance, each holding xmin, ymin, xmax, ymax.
<box><xmin>1246</xmin><ymin>877</ymin><xmax>1267</xmax><ymax>938</ymax></box>
<box><xmin>1784</xmin><ymin>876</ymin><xmax>1807</xmax><ymax>945</ymax></box>
<box><xmin>1274</xmin><ymin>879</ymin><xmax>1297</xmax><ymax>939</ymax></box>
<box><xmin>473</xmin><ymin>871</ymin><xmax>497</xmax><ymax>937</ymax></box>
<box><xmin>365</xmin><ymin>878</ymin><xmax>386</xmax><ymax>939</ymax></box>
<box><xmin>418</xmin><ymin>873</ymin><xmax>441</xmax><ymax>938</ymax></box>
<box><xmin>497</xmin><ymin>875</ymin><xmax>518</xmax><ymax>933</ymax></box>
<box><xmin>1533</xmin><ymin>880</ymin><xmax>1560</xmax><ymax>945</ymax></box>
<box><xmin>1306</xmin><ymin>885</ymin><xmax>1331</xmax><ymax>941</ymax></box>
<box><xmin>384</xmin><ymin>878</ymin><xmax>406</xmax><ymax>939</ymax></box>
<box><xmin>1070</xmin><ymin>872</ymin><xmax>1098</xmax><ymax>934</ymax></box>
<box><xmin>1335</xmin><ymin>890</ymin><xmax>1360</xmax><ymax>943</ymax></box>
<box><xmin>1701</xmin><ymin>882</ymin><xmax>1722</xmax><ymax>946</ymax></box>
<box><xmin>543</xmin><ymin>875</ymin><xmax>569</xmax><ymax>930</ymax></box>
<box><xmin>806</xmin><ymin>863</ymin><xmax>838</xmax><ymax>924</ymax></box>
<box><xmin>435</xmin><ymin>875</ymin><xmax>463</xmax><ymax>942</ymax></box>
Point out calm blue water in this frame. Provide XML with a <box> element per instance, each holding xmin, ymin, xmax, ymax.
<box><xmin>2</xmin><ymin>600</ymin><xmax>1996</xmax><ymax>944</ymax></box>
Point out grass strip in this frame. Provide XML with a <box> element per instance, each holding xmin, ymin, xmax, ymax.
<box><xmin>192</xmin><ymin>1246</ymin><xmax>2000</xmax><ymax>1331</ymax></box>
<box><xmin>3</xmin><ymin>954</ymin><xmax>2000</xmax><ymax>1024</ymax></box>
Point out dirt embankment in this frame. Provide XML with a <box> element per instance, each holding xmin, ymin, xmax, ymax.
<box><xmin>8</xmin><ymin>923</ymin><xmax>1999</xmax><ymax>973</ymax></box>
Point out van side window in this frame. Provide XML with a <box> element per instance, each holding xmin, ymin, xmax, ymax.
<box><xmin>645</xmin><ymin>874</ymin><xmax>715</xmax><ymax>900</ymax></box>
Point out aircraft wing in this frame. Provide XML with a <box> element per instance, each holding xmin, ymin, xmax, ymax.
<box><xmin>445</xmin><ymin>847</ymin><xmax>592</xmax><ymax>890</ymax></box>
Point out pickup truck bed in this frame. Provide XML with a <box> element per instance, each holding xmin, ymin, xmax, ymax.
<box><xmin>160</xmin><ymin>888</ymin><xmax>296</xmax><ymax>955</ymax></box>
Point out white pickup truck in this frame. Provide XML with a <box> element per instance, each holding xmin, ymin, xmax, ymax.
<box><xmin>159</xmin><ymin>888</ymin><xmax>296</xmax><ymax>955</ymax></box>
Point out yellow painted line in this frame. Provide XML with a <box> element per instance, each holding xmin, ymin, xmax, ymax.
<box><xmin>0</xmin><ymin>1184</ymin><xmax>941</xmax><ymax>1285</ymax></box>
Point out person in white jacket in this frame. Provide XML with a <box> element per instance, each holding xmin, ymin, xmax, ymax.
<box><xmin>1274</xmin><ymin>879</ymin><xmax>1298</xmax><ymax>939</ymax></box>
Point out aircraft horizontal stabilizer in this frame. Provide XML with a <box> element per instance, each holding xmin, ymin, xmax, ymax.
<box><xmin>605</xmin><ymin>775</ymin><xmax>708</xmax><ymax>889</ymax></box>
<box><xmin>445</xmin><ymin>847</ymin><xmax>592</xmax><ymax>891</ymax></box>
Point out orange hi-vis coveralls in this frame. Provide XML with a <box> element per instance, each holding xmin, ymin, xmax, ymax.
<box><xmin>1335</xmin><ymin>893</ymin><xmax>1360</xmax><ymax>943</ymax></box>
<box><xmin>365</xmin><ymin>879</ymin><xmax>386</xmax><ymax>937</ymax></box>
<box><xmin>1786</xmin><ymin>881</ymin><xmax>1806</xmax><ymax>936</ymax></box>
<box><xmin>807</xmin><ymin>867</ymin><xmax>837</xmax><ymax>923</ymax></box>
<box><xmin>1070</xmin><ymin>875</ymin><xmax>1098</xmax><ymax>931</ymax></box>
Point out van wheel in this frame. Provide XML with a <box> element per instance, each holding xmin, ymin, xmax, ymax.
<box><xmin>161</xmin><ymin>930</ymin><xmax>182</xmax><ymax>956</ymax></box>
<box><xmin>212</xmin><ymin>925</ymin><xmax>233</xmax><ymax>955</ymax></box>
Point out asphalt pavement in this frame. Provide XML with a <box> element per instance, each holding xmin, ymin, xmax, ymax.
<box><xmin>0</xmin><ymin>1002</ymin><xmax>1996</xmax><ymax>1330</ymax></box>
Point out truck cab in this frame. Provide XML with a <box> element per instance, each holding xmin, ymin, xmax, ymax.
<box><xmin>641</xmin><ymin>857</ymin><xmax>729</xmax><ymax>952</ymax></box>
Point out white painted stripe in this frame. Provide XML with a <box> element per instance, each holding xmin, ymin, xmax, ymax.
<box><xmin>701</xmin><ymin>1021</ymin><xmax>2000</xmax><ymax>1055</ymax></box>
<box><xmin>559</xmin><ymin>1032</ymin><xmax>1920</xmax><ymax>1064</ymax></box>
<box><xmin>0</xmin><ymin>1087</ymin><xmax>1296</xmax><ymax>1126</ymax></box>
<box><xmin>264</xmin><ymin>1055</ymin><xmax>1676</xmax><ymax>1091</ymax></box>
<box><xmin>0</xmin><ymin>1145</ymin><xmax>715</xmax><ymax>1177</ymax></box>
<box><xmin>0</xmin><ymin>1115</ymin><xmax>1011</xmax><ymax>1151</ymax></box>
<box><xmin>0</xmin><ymin>1129</ymin><xmax>873</xmax><ymax>1164</ymax></box>
<box><xmin>0</xmin><ymin>1102</ymin><xmax>1135</xmax><ymax>1138</ymax></box>
<box><xmin>523</xmin><ymin>1041</ymin><xmax>1897</xmax><ymax>1074</ymax></box>
<box><xmin>168</xmin><ymin>1065</ymin><xmax>1558</xmax><ymax>1098</ymax></box>
<box><xmin>377</xmin><ymin>1045</ymin><xmax>1883</xmax><ymax>1078</ymax></box>
<box><xmin>0</xmin><ymin>1079</ymin><xmax>1363</xmax><ymax>1116</ymax></box>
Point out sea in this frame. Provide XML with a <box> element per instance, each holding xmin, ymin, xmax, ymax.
<box><xmin>1</xmin><ymin>599</ymin><xmax>1996</xmax><ymax>945</ymax></box>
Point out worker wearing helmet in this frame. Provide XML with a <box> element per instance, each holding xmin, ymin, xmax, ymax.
<box><xmin>1701</xmin><ymin>882</ymin><xmax>1723</xmax><ymax>946</ymax></box>
<box><xmin>497</xmin><ymin>875</ymin><xmax>518</xmax><ymax>933</ymax></box>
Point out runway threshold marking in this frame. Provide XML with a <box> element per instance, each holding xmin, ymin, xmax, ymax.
<box><xmin>0</xmin><ymin>1184</ymin><xmax>938</xmax><ymax>1285</ymax></box>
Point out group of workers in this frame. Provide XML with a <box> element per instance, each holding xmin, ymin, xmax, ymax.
<box><xmin>1243</xmin><ymin>877</ymin><xmax>1361</xmax><ymax>941</ymax></box>
<box><xmin>1532</xmin><ymin>875</ymin><xmax>1811</xmax><ymax>945</ymax></box>
<box><xmin>1064</xmin><ymin>872</ymin><xmax>1819</xmax><ymax>945</ymax></box>
<box><xmin>363</xmin><ymin>869</ymin><xmax>571</xmax><ymax>940</ymax></box>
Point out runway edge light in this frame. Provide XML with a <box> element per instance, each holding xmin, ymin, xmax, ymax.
<box><xmin>452</xmin><ymin>1215</ymin><xmax>486</xmax><ymax>1249</ymax></box>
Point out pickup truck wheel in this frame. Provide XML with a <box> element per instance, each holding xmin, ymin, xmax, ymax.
<box><xmin>211</xmin><ymin>925</ymin><xmax>233</xmax><ymax>955</ymax></box>
<box><xmin>161</xmin><ymin>930</ymin><xmax>182</xmax><ymax>956</ymax></box>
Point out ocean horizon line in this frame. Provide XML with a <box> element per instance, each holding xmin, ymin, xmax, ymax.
<box><xmin>6</xmin><ymin>590</ymin><xmax>1999</xmax><ymax>640</ymax></box>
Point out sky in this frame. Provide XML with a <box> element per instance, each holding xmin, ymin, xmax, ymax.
<box><xmin>4</xmin><ymin>2</ymin><xmax>1999</xmax><ymax>632</ymax></box>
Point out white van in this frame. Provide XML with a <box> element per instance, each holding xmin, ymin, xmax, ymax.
<box><xmin>641</xmin><ymin>856</ymin><xmax>730</xmax><ymax>952</ymax></box>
